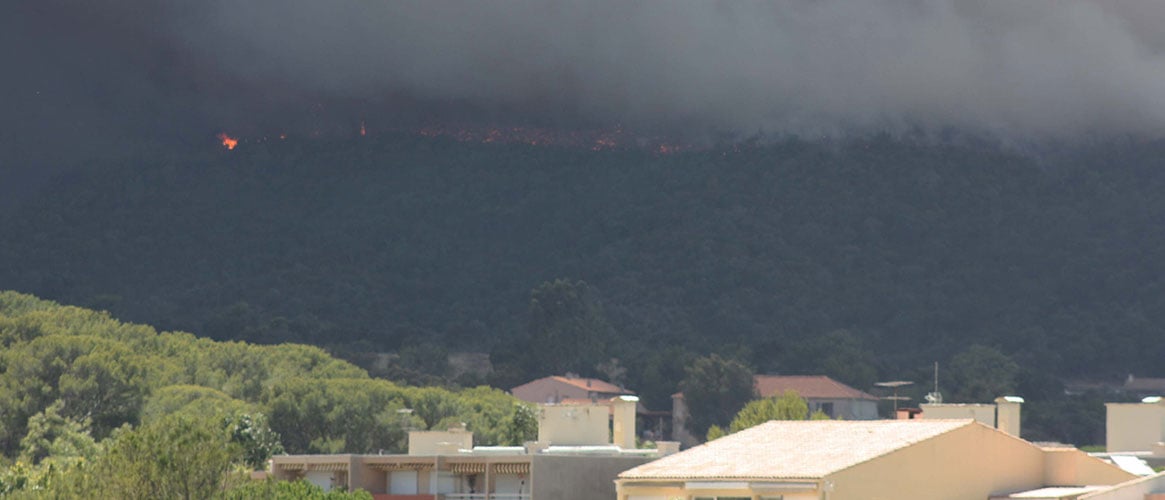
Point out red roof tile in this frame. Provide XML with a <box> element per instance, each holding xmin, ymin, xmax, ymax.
<box><xmin>550</xmin><ymin>375</ymin><xmax>633</xmax><ymax>395</ymax></box>
<box><xmin>754</xmin><ymin>375</ymin><xmax>877</xmax><ymax>400</ymax></box>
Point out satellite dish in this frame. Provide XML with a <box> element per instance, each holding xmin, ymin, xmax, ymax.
<box><xmin>925</xmin><ymin>392</ymin><xmax>943</xmax><ymax>404</ymax></box>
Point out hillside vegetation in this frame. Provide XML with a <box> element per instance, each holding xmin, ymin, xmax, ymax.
<box><xmin>3</xmin><ymin>134</ymin><xmax>1164</xmax><ymax>439</ymax></box>
<box><xmin>0</xmin><ymin>290</ymin><xmax>536</xmax><ymax>495</ymax></box>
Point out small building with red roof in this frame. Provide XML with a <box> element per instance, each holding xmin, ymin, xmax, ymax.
<box><xmin>510</xmin><ymin>375</ymin><xmax>634</xmax><ymax>405</ymax></box>
<box><xmin>672</xmin><ymin>375</ymin><xmax>879</xmax><ymax>447</ymax></box>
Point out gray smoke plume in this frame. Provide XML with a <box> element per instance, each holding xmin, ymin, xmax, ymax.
<box><xmin>5</xmin><ymin>0</ymin><xmax>1165</xmax><ymax>190</ymax></box>
<box><xmin>174</xmin><ymin>0</ymin><xmax>1165</xmax><ymax>139</ymax></box>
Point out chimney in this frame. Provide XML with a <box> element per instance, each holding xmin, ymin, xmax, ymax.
<box><xmin>612</xmin><ymin>395</ymin><xmax>638</xmax><ymax>450</ymax></box>
<box><xmin>994</xmin><ymin>396</ymin><xmax>1024</xmax><ymax>437</ymax></box>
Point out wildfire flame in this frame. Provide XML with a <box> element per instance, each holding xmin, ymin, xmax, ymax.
<box><xmin>212</xmin><ymin>124</ymin><xmax>691</xmax><ymax>155</ymax></box>
<box><xmin>217</xmin><ymin>133</ymin><xmax>238</xmax><ymax>150</ymax></box>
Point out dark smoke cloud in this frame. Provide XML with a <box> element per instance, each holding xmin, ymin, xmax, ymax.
<box><xmin>181</xmin><ymin>0</ymin><xmax>1165</xmax><ymax>138</ymax></box>
<box><xmin>5</xmin><ymin>0</ymin><xmax>1165</xmax><ymax>199</ymax></box>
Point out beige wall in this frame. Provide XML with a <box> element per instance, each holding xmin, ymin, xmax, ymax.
<box><xmin>1042</xmin><ymin>448</ymin><xmax>1134</xmax><ymax>487</ymax></box>
<box><xmin>827</xmin><ymin>424</ymin><xmax>1048</xmax><ymax>500</ymax></box>
<box><xmin>920</xmin><ymin>403</ymin><xmax>998</xmax><ymax>427</ymax></box>
<box><xmin>538</xmin><ymin>403</ymin><xmax>610</xmax><ymax>446</ymax></box>
<box><xmin>408</xmin><ymin>429</ymin><xmax>474</xmax><ymax>455</ymax></box>
<box><xmin>617</xmin><ymin>481</ymin><xmax>822</xmax><ymax>499</ymax></box>
<box><xmin>1078</xmin><ymin>472</ymin><xmax>1165</xmax><ymax>500</ymax></box>
<box><xmin>1106</xmin><ymin>402</ymin><xmax>1165</xmax><ymax>452</ymax></box>
<box><xmin>533</xmin><ymin>455</ymin><xmax>654</xmax><ymax>500</ymax></box>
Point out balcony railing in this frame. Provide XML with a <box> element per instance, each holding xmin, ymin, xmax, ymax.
<box><xmin>440</xmin><ymin>494</ymin><xmax>528</xmax><ymax>500</ymax></box>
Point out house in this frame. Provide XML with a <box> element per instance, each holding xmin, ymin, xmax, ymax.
<box><xmin>671</xmin><ymin>375</ymin><xmax>878</xmax><ymax>446</ymax></box>
<box><xmin>511</xmin><ymin>375</ymin><xmax>634</xmax><ymax>405</ymax></box>
<box><xmin>270</xmin><ymin>396</ymin><xmax>679</xmax><ymax>499</ymax></box>
<box><xmin>1106</xmin><ymin>397</ymin><xmax>1165</xmax><ymax>455</ymax></box>
<box><xmin>920</xmin><ymin>395</ymin><xmax>1025</xmax><ymax>436</ymax></box>
<box><xmin>615</xmin><ymin>419</ymin><xmax>1135</xmax><ymax>500</ymax></box>
<box><xmin>1123</xmin><ymin>375</ymin><xmax>1165</xmax><ymax>399</ymax></box>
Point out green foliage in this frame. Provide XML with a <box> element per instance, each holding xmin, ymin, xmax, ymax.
<box><xmin>948</xmin><ymin>345</ymin><xmax>1019</xmax><ymax>403</ymax></box>
<box><xmin>0</xmin><ymin>291</ymin><xmax>542</xmax><ymax>495</ymax></box>
<box><xmin>780</xmin><ymin>330</ymin><xmax>878</xmax><ymax>391</ymax></box>
<box><xmin>264</xmin><ymin>377</ymin><xmax>413</xmax><ymax>454</ymax></box>
<box><xmin>94</xmin><ymin>415</ymin><xmax>242</xmax><ymax>500</ymax></box>
<box><xmin>705</xmin><ymin>425</ymin><xmax>726</xmax><ymax>441</ymax></box>
<box><xmin>728</xmin><ymin>390</ymin><xmax>809</xmax><ymax>433</ymax></box>
<box><xmin>224</xmin><ymin>412</ymin><xmax>284</xmax><ymax>471</ymax></box>
<box><xmin>222</xmin><ymin>479</ymin><xmax>374</xmax><ymax>499</ymax></box>
<box><xmin>8</xmin><ymin>137</ymin><xmax>1165</xmax><ymax>445</ymax></box>
<box><xmin>680</xmin><ymin>354</ymin><xmax>756</xmax><ymax>438</ymax></box>
<box><xmin>141</xmin><ymin>385</ymin><xmax>254</xmax><ymax>424</ymax></box>
<box><xmin>525</xmin><ymin>279</ymin><xmax>614</xmax><ymax>377</ymax></box>
<box><xmin>18</xmin><ymin>401</ymin><xmax>99</xmax><ymax>465</ymax></box>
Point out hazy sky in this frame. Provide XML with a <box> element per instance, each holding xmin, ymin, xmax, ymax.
<box><xmin>5</xmin><ymin>0</ymin><xmax>1165</xmax><ymax>194</ymax></box>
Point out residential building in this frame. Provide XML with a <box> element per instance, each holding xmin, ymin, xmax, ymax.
<box><xmin>270</xmin><ymin>396</ymin><xmax>678</xmax><ymax>500</ymax></box>
<box><xmin>671</xmin><ymin>375</ymin><xmax>878</xmax><ymax>446</ymax></box>
<box><xmin>616</xmin><ymin>419</ymin><xmax>1134</xmax><ymax>500</ymax></box>
<box><xmin>1106</xmin><ymin>397</ymin><xmax>1165</xmax><ymax>455</ymax></box>
<box><xmin>511</xmin><ymin>375</ymin><xmax>634</xmax><ymax>405</ymax></box>
<box><xmin>1123</xmin><ymin>375</ymin><xmax>1165</xmax><ymax>399</ymax></box>
<box><xmin>920</xmin><ymin>395</ymin><xmax>1025</xmax><ymax>436</ymax></box>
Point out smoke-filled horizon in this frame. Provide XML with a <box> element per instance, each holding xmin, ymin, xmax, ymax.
<box><xmin>5</xmin><ymin>0</ymin><xmax>1165</xmax><ymax>189</ymax></box>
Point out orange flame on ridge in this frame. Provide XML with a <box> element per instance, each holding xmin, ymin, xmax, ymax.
<box><xmin>217</xmin><ymin>133</ymin><xmax>238</xmax><ymax>150</ymax></box>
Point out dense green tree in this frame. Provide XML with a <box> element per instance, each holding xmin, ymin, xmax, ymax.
<box><xmin>948</xmin><ymin>345</ymin><xmax>1020</xmax><ymax>403</ymax></box>
<box><xmin>526</xmin><ymin>279</ymin><xmax>614</xmax><ymax>376</ymax></box>
<box><xmin>9</xmin><ymin>135</ymin><xmax>1165</xmax><ymax>447</ymax></box>
<box><xmin>781</xmin><ymin>330</ymin><xmax>879</xmax><ymax>391</ymax></box>
<box><xmin>224</xmin><ymin>412</ymin><xmax>284</xmax><ymax>471</ymax></box>
<box><xmin>679</xmin><ymin>354</ymin><xmax>756</xmax><ymax>438</ymax></box>
<box><xmin>141</xmin><ymin>385</ymin><xmax>254</xmax><ymax>424</ymax></box>
<box><xmin>705</xmin><ymin>425</ymin><xmax>726</xmax><ymax>441</ymax></box>
<box><xmin>728</xmin><ymin>390</ymin><xmax>811</xmax><ymax>433</ymax></box>
<box><xmin>95</xmin><ymin>415</ymin><xmax>242</xmax><ymax>500</ymax></box>
<box><xmin>18</xmin><ymin>401</ymin><xmax>99</xmax><ymax>466</ymax></box>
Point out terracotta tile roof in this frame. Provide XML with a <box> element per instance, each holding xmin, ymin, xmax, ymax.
<box><xmin>672</xmin><ymin>375</ymin><xmax>877</xmax><ymax>400</ymax></box>
<box><xmin>618</xmin><ymin>419</ymin><xmax>974</xmax><ymax>480</ymax></box>
<box><xmin>549</xmin><ymin>375</ymin><xmax>633</xmax><ymax>395</ymax></box>
<box><xmin>754</xmin><ymin>375</ymin><xmax>877</xmax><ymax>400</ymax></box>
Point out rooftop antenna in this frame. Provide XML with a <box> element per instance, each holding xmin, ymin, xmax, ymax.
<box><xmin>875</xmin><ymin>380</ymin><xmax>914</xmax><ymax>413</ymax></box>
<box><xmin>925</xmin><ymin>362</ymin><xmax>943</xmax><ymax>404</ymax></box>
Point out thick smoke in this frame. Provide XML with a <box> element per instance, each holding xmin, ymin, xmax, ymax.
<box><xmin>5</xmin><ymin>0</ymin><xmax>1165</xmax><ymax>191</ymax></box>
<box><xmin>180</xmin><ymin>0</ymin><xmax>1165</xmax><ymax>138</ymax></box>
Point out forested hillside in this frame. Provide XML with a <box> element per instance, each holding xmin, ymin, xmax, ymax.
<box><xmin>4</xmin><ymin>134</ymin><xmax>1165</xmax><ymax>424</ymax></box>
<box><xmin>0</xmin><ymin>291</ymin><xmax>535</xmax><ymax>495</ymax></box>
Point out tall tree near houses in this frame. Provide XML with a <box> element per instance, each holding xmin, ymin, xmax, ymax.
<box><xmin>680</xmin><ymin>354</ymin><xmax>756</xmax><ymax>439</ymax></box>
<box><xmin>525</xmin><ymin>279</ymin><xmax>613</xmax><ymax>377</ymax></box>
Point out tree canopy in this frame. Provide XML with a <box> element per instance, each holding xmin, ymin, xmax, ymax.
<box><xmin>0</xmin><ymin>291</ymin><xmax>537</xmax><ymax>496</ymax></box>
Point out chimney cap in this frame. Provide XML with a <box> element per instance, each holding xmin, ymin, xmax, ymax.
<box><xmin>995</xmin><ymin>396</ymin><xmax>1024</xmax><ymax>404</ymax></box>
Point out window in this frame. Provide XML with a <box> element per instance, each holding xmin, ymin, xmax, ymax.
<box><xmin>820</xmin><ymin>402</ymin><xmax>834</xmax><ymax>417</ymax></box>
